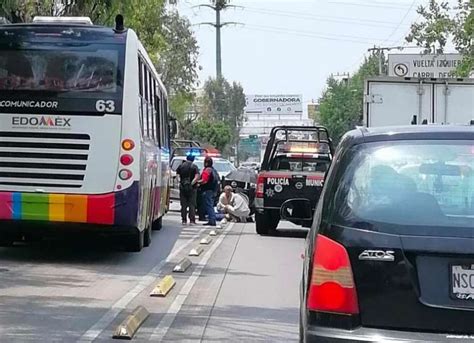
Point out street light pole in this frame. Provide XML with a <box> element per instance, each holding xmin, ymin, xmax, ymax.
<box><xmin>195</xmin><ymin>2</ymin><xmax>242</xmax><ymax>79</ymax></box>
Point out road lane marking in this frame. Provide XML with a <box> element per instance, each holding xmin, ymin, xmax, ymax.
<box><xmin>79</xmin><ymin>227</ymin><xmax>206</xmax><ymax>342</ymax></box>
<box><xmin>149</xmin><ymin>223</ymin><xmax>234</xmax><ymax>341</ymax></box>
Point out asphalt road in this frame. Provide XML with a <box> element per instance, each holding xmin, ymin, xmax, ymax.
<box><xmin>0</xmin><ymin>207</ymin><xmax>306</xmax><ymax>342</ymax></box>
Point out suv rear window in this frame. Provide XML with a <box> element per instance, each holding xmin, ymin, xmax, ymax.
<box><xmin>271</xmin><ymin>156</ymin><xmax>329</xmax><ymax>172</ymax></box>
<box><xmin>334</xmin><ymin>140</ymin><xmax>474</xmax><ymax>232</ymax></box>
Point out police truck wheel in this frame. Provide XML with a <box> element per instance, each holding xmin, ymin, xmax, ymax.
<box><xmin>255</xmin><ymin>211</ymin><xmax>279</xmax><ymax>236</ymax></box>
<box><xmin>152</xmin><ymin>217</ymin><xmax>162</xmax><ymax>231</ymax></box>
<box><xmin>126</xmin><ymin>229</ymin><xmax>144</xmax><ymax>252</ymax></box>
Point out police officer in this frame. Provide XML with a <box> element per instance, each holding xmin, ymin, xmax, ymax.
<box><xmin>176</xmin><ymin>155</ymin><xmax>199</xmax><ymax>225</ymax></box>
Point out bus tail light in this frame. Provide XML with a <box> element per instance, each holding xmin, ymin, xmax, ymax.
<box><xmin>256</xmin><ymin>175</ymin><xmax>265</xmax><ymax>198</ymax></box>
<box><xmin>119</xmin><ymin>169</ymin><xmax>133</xmax><ymax>180</ymax></box>
<box><xmin>307</xmin><ymin>234</ymin><xmax>359</xmax><ymax>315</ymax></box>
<box><xmin>122</xmin><ymin>139</ymin><xmax>135</xmax><ymax>151</ymax></box>
<box><xmin>120</xmin><ymin>154</ymin><xmax>134</xmax><ymax>166</ymax></box>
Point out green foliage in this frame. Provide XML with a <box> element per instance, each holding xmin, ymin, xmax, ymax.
<box><xmin>176</xmin><ymin>76</ymin><xmax>245</xmax><ymax>151</ymax></box>
<box><xmin>319</xmin><ymin>54</ymin><xmax>381</xmax><ymax>144</ymax></box>
<box><xmin>158</xmin><ymin>10</ymin><xmax>199</xmax><ymax>94</ymax></box>
<box><xmin>406</xmin><ymin>0</ymin><xmax>473</xmax><ymax>76</ymax></box>
<box><xmin>0</xmin><ymin>0</ymin><xmax>116</xmax><ymax>23</ymax></box>
<box><xmin>190</xmin><ymin>119</ymin><xmax>232</xmax><ymax>151</ymax></box>
<box><xmin>202</xmin><ymin>77</ymin><xmax>245</xmax><ymax>131</ymax></box>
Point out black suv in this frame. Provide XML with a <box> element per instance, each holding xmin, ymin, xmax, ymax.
<box><xmin>281</xmin><ymin>126</ymin><xmax>474</xmax><ymax>342</ymax></box>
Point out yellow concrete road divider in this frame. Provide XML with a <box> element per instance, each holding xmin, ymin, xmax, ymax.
<box><xmin>189</xmin><ymin>246</ymin><xmax>204</xmax><ymax>257</ymax></box>
<box><xmin>112</xmin><ymin>305</ymin><xmax>149</xmax><ymax>340</ymax></box>
<box><xmin>209</xmin><ymin>230</ymin><xmax>218</xmax><ymax>236</ymax></box>
<box><xmin>173</xmin><ymin>258</ymin><xmax>192</xmax><ymax>273</ymax></box>
<box><xmin>150</xmin><ymin>275</ymin><xmax>176</xmax><ymax>297</ymax></box>
<box><xmin>200</xmin><ymin>237</ymin><xmax>213</xmax><ymax>245</ymax></box>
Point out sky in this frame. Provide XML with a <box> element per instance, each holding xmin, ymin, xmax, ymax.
<box><xmin>175</xmin><ymin>0</ymin><xmax>446</xmax><ymax>108</ymax></box>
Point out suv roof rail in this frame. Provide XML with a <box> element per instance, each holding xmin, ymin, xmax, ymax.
<box><xmin>32</xmin><ymin>16</ymin><xmax>93</xmax><ymax>25</ymax></box>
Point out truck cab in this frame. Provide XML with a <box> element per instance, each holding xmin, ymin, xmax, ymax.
<box><xmin>255</xmin><ymin>126</ymin><xmax>333</xmax><ymax>235</ymax></box>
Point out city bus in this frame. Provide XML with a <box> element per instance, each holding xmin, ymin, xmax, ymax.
<box><xmin>0</xmin><ymin>16</ymin><xmax>172</xmax><ymax>252</ymax></box>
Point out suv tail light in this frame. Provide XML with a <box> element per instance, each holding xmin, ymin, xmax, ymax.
<box><xmin>256</xmin><ymin>175</ymin><xmax>265</xmax><ymax>198</ymax></box>
<box><xmin>307</xmin><ymin>234</ymin><xmax>359</xmax><ymax>314</ymax></box>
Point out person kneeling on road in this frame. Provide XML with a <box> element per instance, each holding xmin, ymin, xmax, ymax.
<box><xmin>217</xmin><ymin>186</ymin><xmax>250</xmax><ymax>224</ymax></box>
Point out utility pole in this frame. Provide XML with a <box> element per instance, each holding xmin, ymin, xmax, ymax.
<box><xmin>367</xmin><ymin>45</ymin><xmax>406</xmax><ymax>75</ymax></box>
<box><xmin>196</xmin><ymin>1</ymin><xmax>242</xmax><ymax>79</ymax></box>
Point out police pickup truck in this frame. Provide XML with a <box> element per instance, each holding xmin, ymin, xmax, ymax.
<box><xmin>255</xmin><ymin>126</ymin><xmax>333</xmax><ymax>235</ymax></box>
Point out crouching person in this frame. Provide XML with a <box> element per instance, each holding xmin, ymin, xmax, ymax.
<box><xmin>217</xmin><ymin>186</ymin><xmax>250</xmax><ymax>224</ymax></box>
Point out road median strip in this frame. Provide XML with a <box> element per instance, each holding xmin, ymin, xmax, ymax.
<box><xmin>200</xmin><ymin>237</ymin><xmax>212</xmax><ymax>245</ymax></box>
<box><xmin>150</xmin><ymin>275</ymin><xmax>176</xmax><ymax>297</ymax></box>
<box><xmin>112</xmin><ymin>306</ymin><xmax>149</xmax><ymax>340</ymax></box>
<box><xmin>150</xmin><ymin>222</ymin><xmax>234</xmax><ymax>340</ymax></box>
<box><xmin>173</xmin><ymin>258</ymin><xmax>192</xmax><ymax>273</ymax></box>
<box><xmin>189</xmin><ymin>246</ymin><xmax>204</xmax><ymax>256</ymax></box>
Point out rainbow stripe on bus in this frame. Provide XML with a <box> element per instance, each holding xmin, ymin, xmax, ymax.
<box><xmin>0</xmin><ymin>183</ymin><xmax>139</xmax><ymax>226</ymax></box>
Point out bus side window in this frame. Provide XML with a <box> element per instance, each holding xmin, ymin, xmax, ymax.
<box><xmin>163</xmin><ymin>97</ymin><xmax>169</xmax><ymax>148</ymax></box>
<box><xmin>152</xmin><ymin>78</ymin><xmax>159</xmax><ymax>146</ymax></box>
<box><xmin>138</xmin><ymin>57</ymin><xmax>144</xmax><ymax>136</ymax></box>
<box><xmin>160</xmin><ymin>89</ymin><xmax>166</xmax><ymax>148</ymax></box>
<box><xmin>148</xmin><ymin>69</ymin><xmax>155</xmax><ymax>143</ymax></box>
<box><xmin>155</xmin><ymin>90</ymin><xmax>162</xmax><ymax>148</ymax></box>
<box><xmin>143</xmin><ymin>62</ymin><xmax>150</xmax><ymax>139</ymax></box>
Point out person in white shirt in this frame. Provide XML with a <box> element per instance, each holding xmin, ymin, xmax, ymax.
<box><xmin>217</xmin><ymin>186</ymin><xmax>250</xmax><ymax>224</ymax></box>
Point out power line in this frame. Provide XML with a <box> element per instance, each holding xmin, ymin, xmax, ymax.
<box><xmin>328</xmin><ymin>1</ymin><xmax>420</xmax><ymax>10</ymax></box>
<box><xmin>244</xmin><ymin>24</ymin><xmax>388</xmax><ymax>44</ymax></box>
<box><xmin>382</xmin><ymin>0</ymin><xmax>418</xmax><ymax>44</ymax></box>
<box><xmin>243</xmin><ymin>5</ymin><xmax>402</xmax><ymax>25</ymax></box>
<box><xmin>241</xmin><ymin>25</ymin><xmax>378</xmax><ymax>45</ymax></box>
<box><xmin>242</xmin><ymin>7</ymin><xmax>406</xmax><ymax>29</ymax></box>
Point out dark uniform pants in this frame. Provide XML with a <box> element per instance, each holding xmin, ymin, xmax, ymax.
<box><xmin>180</xmin><ymin>188</ymin><xmax>197</xmax><ymax>223</ymax></box>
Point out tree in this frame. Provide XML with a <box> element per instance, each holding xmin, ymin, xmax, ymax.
<box><xmin>158</xmin><ymin>10</ymin><xmax>199</xmax><ymax>95</ymax></box>
<box><xmin>201</xmin><ymin>77</ymin><xmax>245</xmax><ymax>132</ymax></box>
<box><xmin>318</xmin><ymin>54</ymin><xmax>381</xmax><ymax>143</ymax></box>
<box><xmin>190</xmin><ymin>119</ymin><xmax>232</xmax><ymax>151</ymax></box>
<box><xmin>0</xmin><ymin>0</ymin><xmax>116</xmax><ymax>23</ymax></box>
<box><xmin>406</xmin><ymin>0</ymin><xmax>473</xmax><ymax>76</ymax></box>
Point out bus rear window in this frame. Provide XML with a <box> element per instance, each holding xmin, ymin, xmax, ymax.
<box><xmin>0</xmin><ymin>47</ymin><xmax>120</xmax><ymax>93</ymax></box>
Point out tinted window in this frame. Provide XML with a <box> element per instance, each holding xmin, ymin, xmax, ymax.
<box><xmin>271</xmin><ymin>156</ymin><xmax>330</xmax><ymax>172</ymax></box>
<box><xmin>335</xmin><ymin>141</ymin><xmax>474</xmax><ymax>231</ymax></box>
<box><xmin>0</xmin><ymin>47</ymin><xmax>120</xmax><ymax>93</ymax></box>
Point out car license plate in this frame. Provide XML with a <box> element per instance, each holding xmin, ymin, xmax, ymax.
<box><xmin>451</xmin><ymin>265</ymin><xmax>474</xmax><ymax>301</ymax></box>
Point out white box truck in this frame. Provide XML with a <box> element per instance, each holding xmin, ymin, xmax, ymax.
<box><xmin>364</xmin><ymin>77</ymin><xmax>474</xmax><ymax>127</ymax></box>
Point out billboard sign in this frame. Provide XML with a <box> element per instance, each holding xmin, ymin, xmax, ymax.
<box><xmin>245</xmin><ymin>94</ymin><xmax>303</xmax><ymax>115</ymax></box>
<box><xmin>388</xmin><ymin>54</ymin><xmax>464</xmax><ymax>78</ymax></box>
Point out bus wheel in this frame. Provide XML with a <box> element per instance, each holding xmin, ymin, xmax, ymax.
<box><xmin>152</xmin><ymin>217</ymin><xmax>162</xmax><ymax>231</ymax></box>
<box><xmin>126</xmin><ymin>229</ymin><xmax>144</xmax><ymax>252</ymax></box>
